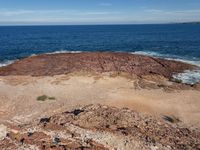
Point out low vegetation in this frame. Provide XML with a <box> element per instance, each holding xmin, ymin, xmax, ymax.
<box><xmin>48</xmin><ymin>97</ymin><xmax>56</xmax><ymax>100</ymax></box>
<box><xmin>37</xmin><ymin>95</ymin><xmax>56</xmax><ymax>101</ymax></box>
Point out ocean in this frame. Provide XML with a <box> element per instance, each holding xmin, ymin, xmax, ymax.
<box><xmin>0</xmin><ymin>24</ymin><xmax>200</xmax><ymax>84</ymax></box>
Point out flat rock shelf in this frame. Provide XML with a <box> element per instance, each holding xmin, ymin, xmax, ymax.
<box><xmin>0</xmin><ymin>52</ymin><xmax>196</xmax><ymax>78</ymax></box>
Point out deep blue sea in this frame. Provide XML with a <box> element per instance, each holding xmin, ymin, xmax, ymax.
<box><xmin>0</xmin><ymin>24</ymin><xmax>200</xmax><ymax>84</ymax></box>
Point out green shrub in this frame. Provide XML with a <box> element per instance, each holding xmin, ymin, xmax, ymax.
<box><xmin>37</xmin><ymin>95</ymin><xmax>48</xmax><ymax>101</ymax></box>
<box><xmin>48</xmin><ymin>97</ymin><xmax>56</xmax><ymax>100</ymax></box>
<box><xmin>37</xmin><ymin>95</ymin><xmax>56</xmax><ymax>101</ymax></box>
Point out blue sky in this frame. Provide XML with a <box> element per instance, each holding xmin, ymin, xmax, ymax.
<box><xmin>0</xmin><ymin>0</ymin><xmax>200</xmax><ymax>25</ymax></box>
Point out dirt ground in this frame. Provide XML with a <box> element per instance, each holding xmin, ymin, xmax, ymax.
<box><xmin>0</xmin><ymin>74</ymin><xmax>199</xmax><ymax>128</ymax></box>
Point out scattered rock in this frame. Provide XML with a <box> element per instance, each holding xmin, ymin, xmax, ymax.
<box><xmin>0</xmin><ymin>105</ymin><xmax>199</xmax><ymax>150</ymax></box>
<box><xmin>53</xmin><ymin>137</ymin><xmax>61</xmax><ymax>144</ymax></box>
<box><xmin>0</xmin><ymin>124</ymin><xmax>7</xmax><ymax>141</ymax></box>
<box><xmin>39</xmin><ymin>117</ymin><xmax>51</xmax><ymax>123</ymax></box>
<box><xmin>65</xmin><ymin>109</ymin><xmax>84</xmax><ymax>116</ymax></box>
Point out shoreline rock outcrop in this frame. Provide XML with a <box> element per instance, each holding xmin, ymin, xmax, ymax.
<box><xmin>0</xmin><ymin>52</ymin><xmax>195</xmax><ymax>79</ymax></box>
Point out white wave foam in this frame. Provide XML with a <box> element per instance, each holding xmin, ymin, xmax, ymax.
<box><xmin>131</xmin><ymin>51</ymin><xmax>200</xmax><ymax>66</ymax></box>
<box><xmin>132</xmin><ymin>51</ymin><xmax>200</xmax><ymax>84</ymax></box>
<box><xmin>30</xmin><ymin>54</ymin><xmax>37</xmax><ymax>57</ymax></box>
<box><xmin>0</xmin><ymin>60</ymin><xmax>16</xmax><ymax>67</ymax></box>
<box><xmin>0</xmin><ymin>50</ymin><xmax>83</xmax><ymax>68</ymax></box>
<box><xmin>131</xmin><ymin>51</ymin><xmax>164</xmax><ymax>57</ymax></box>
<box><xmin>173</xmin><ymin>70</ymin><xmax>200</xmax><ymax>85</ymax></box>
<box><xmin>28</xmin><ymin>50</ymin><xmax>84</xmax><ymax>58</ymax></box>
<box><xmin>46</xmin><ymin>50</ymin><xmax>83</xmax><ymax>54</ymax></box>
<box><xmin>166</xmin><ymin>58</ymin><xmax>200</xmax><ymax>67</ymax></box>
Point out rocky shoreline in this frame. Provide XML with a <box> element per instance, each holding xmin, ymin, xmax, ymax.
<box><xmin>0</xmin><ymin>52</ymin><xmax>196</xmax><ymax>79</ymax></box>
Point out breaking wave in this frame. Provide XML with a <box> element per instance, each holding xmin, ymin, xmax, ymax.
<box><xmin>0</xmin><ymin>60</ymin><xmax>16</xmax><ymax>67</ymax></box>
<box><xmin>132</xmin><ymin>51</ymin><xmax>200</xmax><ymax>85</ymax></box>
<box><xmin>46</xmin><ymin>50</ymin><xmax>84</xmax><ymax>54</ymax></box>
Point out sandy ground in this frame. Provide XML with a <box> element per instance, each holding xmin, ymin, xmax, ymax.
<box><xmin>0</xmin><ymin>74</ymin><xmax>199</xmax><ymax>128</ymax></box>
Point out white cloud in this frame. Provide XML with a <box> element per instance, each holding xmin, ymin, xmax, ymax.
<box><xmin>0</xmin><ymin>9</ymin><xmax>35</xmax><ymax>16</ymax></box>
<box><xmin>0</xmin><ymin>9</ymin><xmax>119</xmax><ymax>17</ymax></box>
<box><xmin>79</xmin><ymin>11</ymin><xmax>119</xmax><ymax>15</ymax></box>
<box><xmin>146</xmin><ymin>9</ymin><xmax>200</xmax><ymax>15</ymax></box>
<box><xmin>0</xmin><ymin>9</ymin><xmax>122</xmax><ymax>24</ymax></box>
<box><xmin>0</xmin><ymin>8</ymin><xmax>200</xmax><ymax>25</ymax></box>
<box><xmin>0</xmin><ymin>9</ymin><xmax>75</xmax><ymax>16</ymax></box>
<box><xmin>99</xmin><ymin>3</ymin><xmax>112</xmax><ymax>7</ymax></box>
<box><xmin>143</xmin><ymin>9</ymin><xmax>200</xmax><ymax>22</ymax></box>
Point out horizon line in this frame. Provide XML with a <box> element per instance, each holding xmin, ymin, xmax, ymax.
<box><xmin>0</xmin><ymin>21</ymin><xmax>199</xmax><ymax>26</ymax></box>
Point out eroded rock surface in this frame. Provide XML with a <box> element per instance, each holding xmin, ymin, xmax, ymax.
<box><xmin>0</xmin><ymin>52</ymin><xmax>195</xmax><ymax>78</ymax></box>
<box><xmin>1</xmin><ymin>105</ymin><xmax>199</xmax><ymax>150</ymax></box>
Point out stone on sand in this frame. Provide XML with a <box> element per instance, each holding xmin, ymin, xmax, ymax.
<box><xmin>0</xmin><ymin>124</ymin><xmax>7</xmax><ymax>140</ymax></box>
